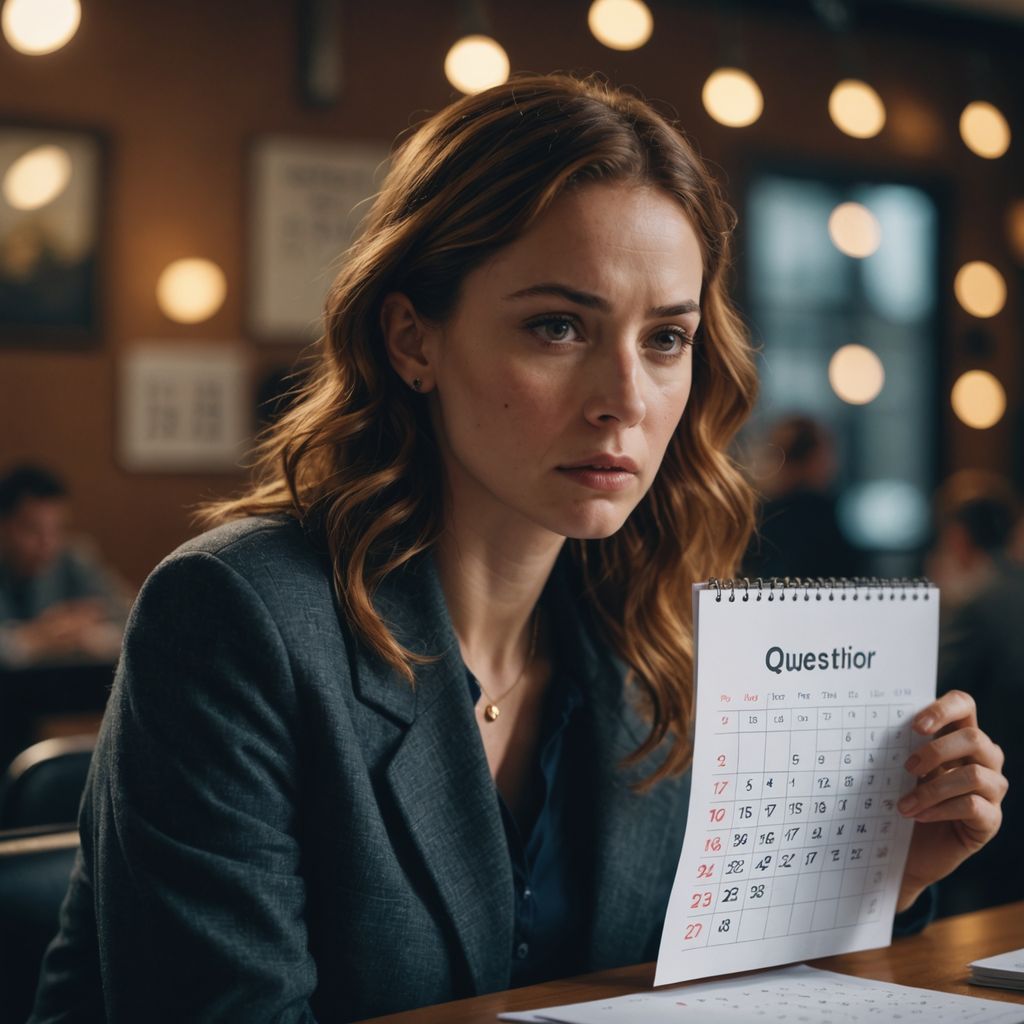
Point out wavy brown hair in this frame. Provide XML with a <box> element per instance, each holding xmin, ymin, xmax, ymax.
<box><xmin>200</xmin><ymin>72</ymin><xmax>757</xmax><ymax>785</ymax></box>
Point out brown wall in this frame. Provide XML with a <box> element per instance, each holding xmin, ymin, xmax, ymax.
<box><xmin>1</xmin><ymin>1</ymin><xmax>1020</xmax><ymax>585</ymax></box>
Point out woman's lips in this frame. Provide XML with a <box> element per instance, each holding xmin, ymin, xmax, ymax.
<box><xmin>555</xmin><ymin>466</ymin><xmax>637</xmax><ymax>491</ymax></box>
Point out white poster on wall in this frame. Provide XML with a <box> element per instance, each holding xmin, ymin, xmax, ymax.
<box><xmin>119</xmin><ymin>342</ymin><xmax>251</xmax><ymax>472</ymax></box>
<box><xmin>248</xmin><ymin>136</ymin><xmax>389</xmax><ymax>341</ymax></box>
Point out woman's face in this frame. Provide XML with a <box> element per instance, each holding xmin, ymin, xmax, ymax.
<box><xmin>425</xmin><ymin>181</ymin><xmax>703</xmax><ymax>543</ymax></box>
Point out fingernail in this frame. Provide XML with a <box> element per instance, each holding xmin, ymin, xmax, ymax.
<box><xmin>905</xmin><ymin>754</ymin><xmax>921</xmax><ymax>773</ymax></box>
<box><xmin>898</xmin><ymin>795</ymin><xmax>918</xmax><ymax>814</ymax></box>
<box><xmin>915</xmin><ymin>713</ymin><xmax>935</xmax><ymax>731</ymax></box>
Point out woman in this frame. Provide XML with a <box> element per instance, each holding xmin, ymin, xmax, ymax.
<box><xmin>30</xmin><ymin>73</ymin><xmax>1006</xmax><ymax>1023</ymax></box>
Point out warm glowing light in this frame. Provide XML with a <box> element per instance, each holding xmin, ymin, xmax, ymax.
<box><xmin>954</xmin><ymin>261</ymin><xmax>1006</xmax><ymax>318</ymax></box>
<box><xmin>1008</xmin><ymin>199</ymin><xmax>1024</xmax><ymax>265</ymax></box>
<box><xmin>1</xmin><ymin>144</ymin><xmax>71</xmax><ymax>209</ymax></box>
<box><xmin>443</xmin><ymin>34</ymin><xmax>509</xmax><ymax>95</ymax></box>
<box><xmin>587</xmin><ymin>0</ymin><xmax>653</xmax><ymax>50</ymax></box>
<box><xmin>960</xmin><ymin>101</ymin><xmax>1011</xmax><ymax>159</ymax></box>
<box><xmin>156</xmin><ymin>258</ymin><xmax>227</xmax><ymax>324</ymax></box>
<box><xmin>828</xmin><ymin>202</ymin><xmax>881</xmax><ymax>258</ymax></box>
<box><xmin>951</xmin><ymin>370</ymin><xmax>1006</xmax><ymax>429</ymax></box>
<box><xmin>829</xmin><ymin>345</ymin><xmax>885</xmax><ymax>405</ymax></box>
<box><xmin>1</xmin><ymin>0</ymin><xmax>80</xmax><ymax>55</ymax></box>
<box><xmin>701</xmin><ymin>68</ymin><xmax>763</xmax><ymax>128</ymax></box>
<box><xmin>828</xmin><ymin>79</ymin><xmax>886</xmax><ymax>139</ymax></box>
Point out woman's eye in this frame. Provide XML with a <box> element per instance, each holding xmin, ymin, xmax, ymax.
<box><xmin>527</xmin><ymin>316</ymin><xmax>581</xmax><ymax>343</ymax></box>
<box><xmin>647</xmin><ymin>328</ymin><xmax>692</xmax><ymax>356</ymax></box>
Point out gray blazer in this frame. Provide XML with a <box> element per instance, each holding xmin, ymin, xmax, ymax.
<box><xmin>29</xmin><ymin>515</ymin><xmax>690</xmax><ymax>1023</ymax></box>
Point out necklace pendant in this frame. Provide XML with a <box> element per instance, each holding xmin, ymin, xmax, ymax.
<box><xmin>484</xmin><ymin>703</ymin><xmax>500</xmax><ymax>722</ymax></box>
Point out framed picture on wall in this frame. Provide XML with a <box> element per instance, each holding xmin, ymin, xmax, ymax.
<box><xmin>119</xmin><ymin>342</ymin><xmax>251</xmax><ymax>473</ymax></box>
<box><xmin>0</xmin><ymin>123</ymin><xmax>105</xmax><ymax>348</ymax></box>
<box><xmin>247</xmin><ymin>135</ymin><xmax>389</xmax><ymax>342</ymax></box>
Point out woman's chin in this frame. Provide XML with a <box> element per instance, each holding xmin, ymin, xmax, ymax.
<box><xmin>556</xmin><ymin>507</ymin><xmax>633</xmax><ymax>541</ymax></box>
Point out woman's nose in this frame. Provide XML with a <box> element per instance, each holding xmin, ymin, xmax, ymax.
<box><xmin>581</xmin><ymin>345</ymin><xmax>647</xmax><ymax>428</ymax></box>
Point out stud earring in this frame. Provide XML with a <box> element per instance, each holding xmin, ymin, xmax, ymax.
<box><xmin>411</xmin><ymin>378</ymin><xmax>423</xmax><ymax>392</ymax></box>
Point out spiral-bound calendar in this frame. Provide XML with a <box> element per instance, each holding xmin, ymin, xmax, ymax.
<box><xmin>654</xmin><ymin>577</ymin><xmax>939</xmax><ymax>987</ymax></box>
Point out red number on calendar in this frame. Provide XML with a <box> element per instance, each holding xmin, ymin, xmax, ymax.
<box><xmin>684</xmin><ymin>923</ymin><xmax>703</xmax><ymax>940</ymax></box>
<box><xmin>717</xmin><ymin>754</ymin><xmax>727</xmax><ymax>767</ymax></box>
<box><xmin>709</xmin><ymin>807</ymin><xmax>726</xmax><ymax>823</ymax></box>
<box><xmin>697</xmin><ymin>863</ymin><xmax>715</xmax><ymax>878</ymax></box>
<box><xmin>705</xmin><ymin>836</ymin><xmax>722</xmax><ymax>852</ymax></box>
<box><xmin>713</xmin><ymin>780</ymin><xmax>729</xmax><ymax>795</ymax></box>
<box><xmin>690</xmin><ymin>891</ymin><xmax>714</xmax><ymax>909</ymax></box>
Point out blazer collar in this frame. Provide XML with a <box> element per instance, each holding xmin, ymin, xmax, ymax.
<box><xmin>349</xmin><ymin>552</ymin><xmax>453</xmax><ymax>726</ymax></box>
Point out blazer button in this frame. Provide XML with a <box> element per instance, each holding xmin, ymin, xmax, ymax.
<box><xmin>516</xmin><ymin>942</ymin><xmax>530</xmax><ymax>959</ymax></box>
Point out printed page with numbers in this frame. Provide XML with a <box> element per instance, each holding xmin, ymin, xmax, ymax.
<box><xmin>654</xmin><ymin>579</ymin><xmax>939</xmax><ymax>987</ymax></box>
<box><xmin>501</xmin><ymin>965</ymin><xmax>1024</xmax><ymax>1023</ymax></box>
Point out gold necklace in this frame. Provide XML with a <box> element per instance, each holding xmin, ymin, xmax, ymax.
<box><xmin>476</xmin><ymin>612</ymin><xmax>540</xmax><ymax>723</ymax></box>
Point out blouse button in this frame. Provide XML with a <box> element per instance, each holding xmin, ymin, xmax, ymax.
<box><xmin>516</xmin><ymin>942</ymin><xmax>530</xmax><ymax>959</ymax></box>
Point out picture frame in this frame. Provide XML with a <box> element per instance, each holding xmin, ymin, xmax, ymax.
<box><xmin>0</xmin><ymin>122</ymin><xmax>105</xmax><ymax>348</ymax></box>
<box><xmin>247</xmin><ymin>135</ymin><xmax>390</xmax><ymax>342</ymax></box>
<box><xmin>119</xmin><ymin>341</ymin><xmax>251</xmax><ymax>473</ymax></box>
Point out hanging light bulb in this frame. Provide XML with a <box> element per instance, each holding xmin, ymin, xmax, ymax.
<box><xmin>444</xmin><ymin>33</ymin><xmax>509</xmax><ymax>95</ymax></box>
<box><xmin>828</xmin><ymin>79</ymin><xmax>886</xmax><ymax>139</ymax></box>
<box><xmin>959</xmin><ymin>101</ymin><xmax>1011</xmax><ymax>159</ymax></box>
<box><xmin>828</xmin><ymin>202</ymin><xmax>881</xmax><ymax>258</ymax></box>
<box><xmin>951</xmin><ymin>370</ymin><xmax>1006</xmax><ymax>429</ymax></box>
<box><xmin>829</xmin><ymin>345</ymin><xmax>885</xmax><ymax>405</ymax></box>
<box><xmin>157</xmin><ymin>258</ymin><xmax>227</xmax><ymax>324</ymax></box>
<box><xmin>954</xmin><ymin>261</ymin><xmax>1006</xmax><ymax>318</ymax></box>
<box><xmin>1</xmin><ymin>144</ymin><xmax>72</xmax><ymax>210</ymax></box>
<box><xmin>701</xmin><ymin>68</ymin><xmax>764</xmax><ymax>128</ymax></box>
<box><xmin>1</xmin><ymin>0</ymin><xmax>80</xmax><ymax>55</ymax></box>
<box><xmin>587</xmin><ymin>0</ymin><xmax>653</xmax><ymax>51</ymax></box>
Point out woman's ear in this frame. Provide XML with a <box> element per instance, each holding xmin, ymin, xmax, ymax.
<box><xmin>379</xmin><ymin>292</ymin><xmax>437</xmax><ymax>393</ymax></box>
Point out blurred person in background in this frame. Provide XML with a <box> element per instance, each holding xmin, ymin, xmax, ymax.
<box><xmin>0</xmin><ymin>464</ymin><xmax>132</xmax><ymax>668</ymax></box>
<box><xmin>744</xmin><ymin>413</ymin><xmax>865</xmax><ymax>580</ymax></box>
<box><xmin>928</xmin><ymin>471</ymin><xmax>1024</xmax><ymax>915</ymax></box>
<box><xmin>927</xmin><ymin>470</ymin><xmax>1022</xmax><ymax>615</ymax></box>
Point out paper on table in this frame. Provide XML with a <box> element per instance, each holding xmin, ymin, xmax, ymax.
<box><xmin>499</xmin><ymin>964</ymin><xmax>1024</xmax><ymax>1023</ymax></box>
<box><xmin>971</xmin><ymin>948</ymin><xmax>1024</xmax><ymax>991</ymax></box>
<box><xmin>653</xmin><ymin>583</ymin><xmax>938</xmax><ymax>986</ymax></box>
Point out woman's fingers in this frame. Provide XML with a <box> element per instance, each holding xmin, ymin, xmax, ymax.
<box><xmin>904</xmin><ymin>792</ymin><xmax>1003</xmax><ymax>841</ymax></box>
<box><xmin>905</xmin><ymin>726</ymin><xmax>1005</xmax><ymax>776</ymax></box>
<box><xmin>912</xmin><ymin>689</ymin><xmax>977</xmax><ymax>735</ymax></box>
<box><xmin>896</xmin><ymin>693</ymin><xmax>1009</xmax><ymax>894</ymax></box>
<box><xmin>898</xmin><ymin>762</ymin><xmax>1008</xmax><ymax>818</ymax></box>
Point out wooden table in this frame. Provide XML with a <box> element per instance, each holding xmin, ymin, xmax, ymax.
<box><xmin>359</xmin><ymin>901</ymin><xmax>1024</xmax><ymax>1022</ymax></box>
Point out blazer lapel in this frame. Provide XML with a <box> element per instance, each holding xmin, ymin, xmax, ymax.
<box><xmin>359</xmin><ymin>554</ymin><xmax>514</xmax><ymax>995</ymax></box>
<box><xmin>583</xmin><ymin>680</ymin><xmax>691</xmax><ymax>969</ymax></box>
<box><xmin>520</xmin><ymin>554</ymin><xmax>683</xmax><ymax>970</ymax></box>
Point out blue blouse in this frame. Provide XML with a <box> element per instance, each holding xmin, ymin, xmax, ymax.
<box><xmin>465</xmin><ymin>653</ymin><xmax>586</xmax><ymax>987</ymax></box>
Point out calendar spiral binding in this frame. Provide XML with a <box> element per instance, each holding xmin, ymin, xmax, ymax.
<box><xmin>705</xmin><ymin>576</ymin><xmax>934</xmax><ymax>604</ymax></box>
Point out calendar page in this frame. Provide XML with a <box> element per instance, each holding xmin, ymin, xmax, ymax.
<box><xmin>501</xmin><ymin>964</ymin><xmax>1024</xmax><ymax>1023</ymax></box>
<box><xmin>654</xmin><ymin>579</ymin><xmax>939</xmax><ymax>987</ymax></box>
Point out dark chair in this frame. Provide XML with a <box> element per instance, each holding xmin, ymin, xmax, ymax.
<box><xmin>0</xmin><ymin>827</ymin><xmax>79</xmax><ymax>1024</ymax></box>
<box><xmin>0</xmin><ymin>735</ymin><xmax>96</xmax><ymax>831</ymax></box>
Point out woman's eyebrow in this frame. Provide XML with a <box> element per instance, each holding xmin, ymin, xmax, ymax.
<box><xmin>503</xmin><ymin>282</ymin><xmax>700</xmax><ymax>318</ymax></box>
